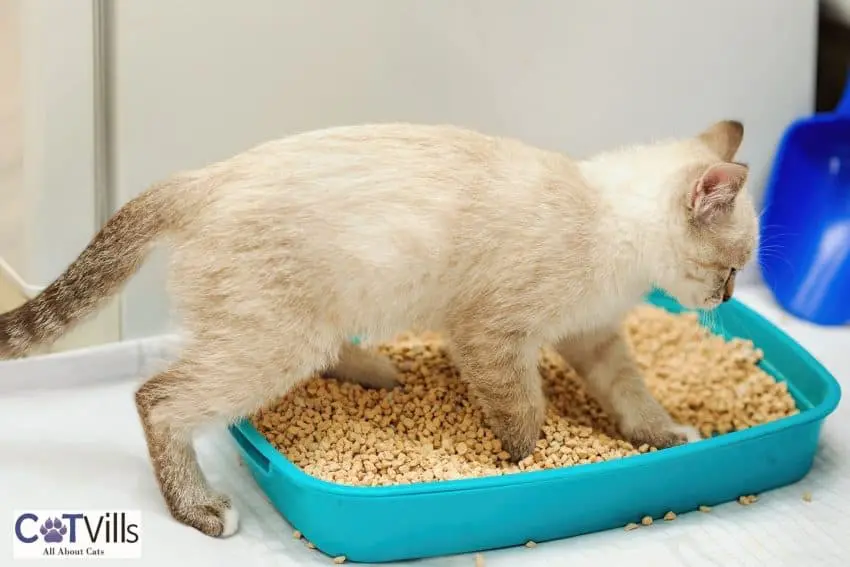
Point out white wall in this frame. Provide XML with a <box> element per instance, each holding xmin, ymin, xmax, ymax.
<box><xmin>0</xmin><ymin>0</ymin><xmax>101</xmax><ymax>288</ymax></box>
<box><xmin>105</xmin><ymin>0</ymin><xmax>816</xmax><ymax>338</ymax></box>
<box><xmin>19</xmin><ymin>0</ymin><xmax>101</xmax><ymax>287</ymax></box>
<box><xmin>0</xmin><ymin>0</ymin><xmax>25</xmax><ymax>276</ymax></box>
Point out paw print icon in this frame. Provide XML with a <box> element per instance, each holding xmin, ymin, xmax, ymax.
<box><xmin>39</xmin><ymin>518</ymin><xmax>67</xmax><ymax>543</ymax></box>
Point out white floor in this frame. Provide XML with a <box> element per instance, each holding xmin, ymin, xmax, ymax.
<box><xmin>0</xmin><ymin>284</ymin><xmax>848</xmax><ymax>566</ymax></box>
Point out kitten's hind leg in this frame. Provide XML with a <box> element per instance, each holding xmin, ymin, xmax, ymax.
<box><xmin>134</xmin><ymin>339</ymin><xmax>334</xmax><ymax>538</ymax></box>
<box><xmin>135</xmin><ymin>363</ymin><xmax>238</xmax><ymax>538</ymax></box>
<box><xmin>322</xmin><ymin>342</ymin><xmax>401</xmax><ymax>390</ymax></box>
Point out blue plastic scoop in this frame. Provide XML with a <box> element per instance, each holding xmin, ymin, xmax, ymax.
<box><xmin>759</xmin><ymin>74</ymin><xmax>850</xmax><ymax>326</ymax></box>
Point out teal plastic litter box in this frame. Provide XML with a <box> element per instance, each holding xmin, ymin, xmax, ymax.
<box><xmin>229</xmin><ymin>292</ymin><xmax>841</xmax><ymax>563</ymax></box>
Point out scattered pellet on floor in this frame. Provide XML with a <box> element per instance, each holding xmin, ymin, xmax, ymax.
<box><xmin>738</xmin><ymin>495</ymin><xmax>758</xmax><ymax>506</ymax></box>
<box><xmin>663</xmin><ymin>511</ymin><xmax>677</xmax><ymax>521</ymax></box>
<box><xmin>333</xmin><ymin>556</ymin><xmax>347</xmax><ymax>565</ymax></box>
<box><xmin>803</xmin><ymin>492</ymin><xmax>813</xmax><ymax>502</ymax></box>
<box><xmin>524</xmin><ymin>540</ymin><xmax>537</xmax><ymax>548</ymax></box>
<box><xmin>292</xmin><ymin>529</ymin><xmax>302</xmax><ymax>540</ymax></box>
<box><xmin>699</xmin><ymin>505</ymin><xmax>712</xmax><ymax>513</ymax></box>
<box><xmin>305</xmin><ymin>541</ymin><xmax>316</xmax><ymax>550</ymax></box>
<box><xmin>252</xmin><ymin>306</ymin><xmax>799</xmax><ymax>487</ymax></box>
<box><xmin>641</xmin><ymin>515</ymin><xmax>653</xmax><ymax>526</ymax></box>
<box><xmin>624</xmin><ymin>522</ymin><xmax>640</xmax><ymax>531</ymax></box>
<box><xmin>475</xmin><ymin>553</ymin><xmax>486</xmax><ymax>567</ymax></box>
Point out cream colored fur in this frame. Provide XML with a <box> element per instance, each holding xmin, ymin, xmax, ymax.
<box><xmin>0</xmin><ymin>120</ymin><xmax>758</xmax><ymax>538</ymax></box>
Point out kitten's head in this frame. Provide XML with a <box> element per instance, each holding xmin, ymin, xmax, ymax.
<box><xmin>654</xmin><ymin>120</ymin><xmax>758</xmax><ymax>310</ymax></box>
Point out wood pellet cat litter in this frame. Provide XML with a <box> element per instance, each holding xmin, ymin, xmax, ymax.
<box><xmin>251</xmin><ymin>305</ymin><xmax>798</xmax><ymax>487</ymax></box>
<box><xmin>738</xmin><ymin>494</ymin><xmax>758</xmax><ymax>505</ymax></box>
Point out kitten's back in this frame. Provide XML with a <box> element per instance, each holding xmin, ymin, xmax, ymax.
<box><xmin>170</xmin><ymin>123</ymin><xmax>592</xmax><ymax>339</ymax></box>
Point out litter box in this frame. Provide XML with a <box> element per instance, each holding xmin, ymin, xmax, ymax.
<box><xmin>229</xmin><ymin>292</ymin><xmax>841</xmax><ymax>563</ymax></box>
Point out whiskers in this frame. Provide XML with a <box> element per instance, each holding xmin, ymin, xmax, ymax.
<box><xmin>755</xmin><ymin>222</ymin><xmax>798</xmax><ymax>282</ymax></box>
<box><xmin>757</xmin><ymin>245</ymin><xmax>797</xmax><ymax>282</ymax></box>
<box><xmin>697</xmin><ymin>306</ymin><xmax>727</xmax><ymax>337</ymax></box>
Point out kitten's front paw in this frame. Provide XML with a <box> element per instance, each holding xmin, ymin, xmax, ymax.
<box><xmin>670</xmin><ymin>423</ymin><xmax>702</xmax><ymax>443</ymax></box>
<box><xmin>618</xmin><ymin>399</ymin><xmax>702</xmax><ymax>450</ymax></box>
<box><xmin>624</xmin><ymin>424</ymin><xmax>689</xmax><ymax>450</ymax></box>
<box><xmin>500</xmin><ymin>429</ymin><xmax>539</xmax><ymax>462</ymax></box>
<box><xmin>486</xmin><ymin>406</ymin><xmax>544</xmax><ymax>462</ymax></box>
<box><xmin>622</xmin><ymin>419</ymin><xmax>701</xmax><ymax>449</ymax></box>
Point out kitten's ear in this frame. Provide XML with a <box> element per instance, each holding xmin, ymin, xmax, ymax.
<box><xmin>689</xmin><ymin>162</ymin><xmax>748</xmax><ymax>223</ymax></box>
<box><xmin>697</xmin><ymin>120</ymin><xmax>744</xmax><ymax>161</ymax></box>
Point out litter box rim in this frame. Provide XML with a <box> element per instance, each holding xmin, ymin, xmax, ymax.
<box><xmin>230</xmin><ymin>293</ymin><xmax>842</xmax><ymax>498</ymax></box>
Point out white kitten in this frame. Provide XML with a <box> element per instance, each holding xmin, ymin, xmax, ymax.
<box><xmin>0</xmin><ymin>120</ymin><xmax>757</xmax><ymax>537</ymax></box>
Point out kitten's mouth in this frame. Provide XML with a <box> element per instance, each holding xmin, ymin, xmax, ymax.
<box><xmin>691</xmin><ymin>292</ymin><xmax>723</xmax><ymax>310</ymax></box>
<box><xmin>675</xmin><ymin>295</ymin><xmax>717</xmax><ymax>311</ymax></box>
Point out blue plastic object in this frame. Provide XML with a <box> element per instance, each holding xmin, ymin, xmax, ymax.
<box><xmin>229</xmin><ymin>292</ymin><xmax>841</xmax><ymax>563</ymax></box>
<box><xmin>760</xmin><ymin>73</ymin><xmax>850</xmax><ymax>325</ymax></box>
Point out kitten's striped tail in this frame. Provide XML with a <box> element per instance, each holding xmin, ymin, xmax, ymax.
<box><xmin>0</xmin><ymin>178</ymin><xmax>188</xmax><ymax>358</ymax></box>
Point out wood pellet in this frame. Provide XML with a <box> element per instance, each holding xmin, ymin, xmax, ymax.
<box><xmin>738</xmin><ymin>494</ymin><xmax>758</xmax><ymax>505</ymax></box>
<box><xmin>252</xmin><ymin>306</ymin><xmax>798</xmax><ymax>487</ymax></box>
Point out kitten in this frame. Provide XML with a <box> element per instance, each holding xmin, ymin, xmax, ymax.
<box><xmin>0</xmin><ymin>120</ymin><xmax>757</xmax><ymax>538</ymax></box>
